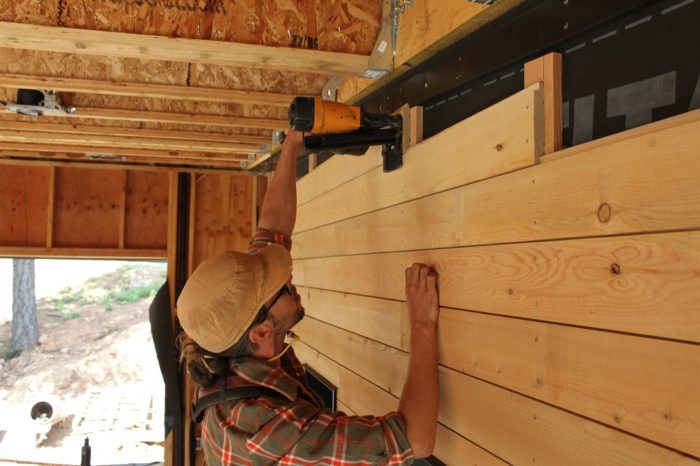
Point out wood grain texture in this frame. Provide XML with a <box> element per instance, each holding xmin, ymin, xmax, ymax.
<box><xmin>53</xmin><ymin>167</ymin><xmax>122</xmax><ymax>248</ymax></box>
<box><xmin>0</xmin><ymin>120</ymin><xmax>270</xmax><ymax>145</ymax></box>
<box><xmin>295</xmin><ymin>343</ymin><xmax>508</xmax><ymax>466</ymax></box>
<box><xmin>0</xmin><ymin>129</ymin><xmax>262</xmax><ymax>154</ymax></box>
<box><xmin>298</xmin><ymin>286</ymin><xmax>406</xmax><ymax>351</ymax></box>
<box><xmin>295</xmin><ymin>232</ymin><xmax>700</xmax><ymax>342</ymax></box>
<box><xmin>0</xmin><ymin>72</ymin><xmax>300</xmax><ymax>106</ymax></box>
<box><xmin>0</xmin><ymin>246</ymin><xmax>165</xmax><ymax>259</ymax></box>
<box><xmin>0</xmin><ymin>165</ymin><xmax>49</xmax><ymax>247</ymax></box>
<box><xmin>0</xmin><ymin>22</ymin><xmax>369</xmax><ymax>75</ymax></box>
<box><xmin>524</xmin><ymin>52</ymin><xmax>563</xmax><ymax>155</ymax></box>
<box><xmin>293</xmin><ymin>112</ymin><xmax>700</xmax><ymax>258</ymax></box>
<box><xmin>296</xmin><ymin>146</ymin><xmax>383</xmax><ymax>206</ymax></box>
<box><xmin>296</xmin><ymin>84</ymin><xmax>543</xmax><ymax>233</ymax></box>
<box><xmin>395</xmin><ymin>0</ymin><xmax>488</xmax><ymax>66</ymax></box>
<box><xmin>296</xmin><ymin>318</ymin><xmax>698</xmax><ymax>466</ymax></box>
<box><xmin>296</xmin><ymin>284</ymin><xmax>700</xmax><ymax>452</ymax></box>
<box><xmin>124</xmin><ymin>171</ymin><xmax>169</xmax><ymax>250</ymax></box>
<box><xmin>62</xmin><ymin>106</ymin><xmax>285</xmax><ymax>130</ymax></box>
<box><xmin>191</xmin><ymin>174</ymin><xmax>253</xmax><ymax>269</ymax></box>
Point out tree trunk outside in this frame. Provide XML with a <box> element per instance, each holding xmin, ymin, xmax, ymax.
<box><xmin>11</xmin><ymin>258</ymin><xmax>38</xmax><ymax>351</ymax></box>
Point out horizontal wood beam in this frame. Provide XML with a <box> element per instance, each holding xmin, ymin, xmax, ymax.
<box><xmin>0</xmin><ymin>246</ymin><xmax>166</xmax><ymax>259</ymax></box>
<box><xmin>0</xmin><ymin>129</ymin><xmax>263</xmax><ymax>154</ymax></box>
<box><xmin>0</xmin><ymin>119</ymin><xmax>270</xmax><ymax>145</ymax></box>
<box><xmin>0</xmin><ymin>103</ymin><xmax>286</xmax><ymax>130</ymax></box>
<box><xmin>0</xmin><ymin>73</ymin><xmax>300</xmax><ymax>107</ymax></box>
<box><xmin>0</xmin><ymin>155</ymin><xmax>260</xmax><ymax>175</ymax></box>
<box><xmin>0</xmin><ymin>22</ymin><xmax>368</xmax><ymax>76</ymax></box>
<box><xmin>293</xmin><ymin>109</ymin><xmax>700</xmax><ymax>258</ymax></box>
<box><xmin>0</xmin><ymin>142</ymin><xmax>251</xmax><ymax>163</ymax></box>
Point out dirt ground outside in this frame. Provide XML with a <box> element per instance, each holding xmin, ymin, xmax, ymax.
<box><xmin>0</xmin><ymin>262</ymin><xmax>167</xmax><ymax>465</ymax></box>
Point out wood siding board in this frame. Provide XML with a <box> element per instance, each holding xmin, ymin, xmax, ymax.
<box><xmin>296</xmin><ymin>318</ymin><xmax>700</xmax><ymax>466</ymax></box>
<box><xmin>53</xmin><ymin>167</ymin><xmax>122</xmax><ymax>248</ymax></box>
<box><xmin>0</xmin><ymin>165</ymin><xmax>50</xmax><ymax>247</ymax></box>
<box><xmin>295</xmin><ymin>84</ymin><xmax>543</xmax><ymax>233</ymax></box>
<box><xmin>298</xmin><ymin>286</ymin><xmax>405</xmax><ymax>350</ymax></box>
<box><xmin>297</xmin><ymin>146</ymin><xmax>383</xmax><ymax>207</ymax></box>
<box><xmin>124</xmin><ymin>170</ymin><xmax>169</xmax><ymax>250</ymax></box>
<box><xmin>295</xmin><ymin>232</ymin><xmax>700</xmax><ymax>342</ymax></box>
<box><xmin>294</xmin><ymin>343</ymin><xmax>508</xmax><ymax>466</ymax></box>
<box><xmin>292</xmin><ymin>111</ymin><xmax>700</xmax><ymax>258</ymax></box>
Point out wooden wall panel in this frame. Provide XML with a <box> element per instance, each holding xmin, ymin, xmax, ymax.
<box><xmin>296</xmin><ymin>318</ymin><xmax>696</xmax><ymax>466</ymax></box>
<box><xmin>53</xmin><ymin>167</ymin><xmax>122</xmax><ymax>248</ymax></box>
<box><xmin>125</xmin><ymin>171</ymin><xmax>169</xmax><ymax>249</ymax></box>
<box><xmin>295</xmin><ymin>232</ymin><xmax>700</xmax><ymax>342</ymax></box>
<box><xmin>293</xmin><ymin>109</ymin><xmax>700</xmax><ymax>258</ymax></box>
<box><xmin>191</xmin><ymin>173</ymin><xmax>254</xmax><ymax>270</ymax></box>
<box><xmin>295</xmin><ymin>84</ymin><xmax>543</xmax><ymax>233</ymax></box>
<box><xmin>295</xmin><ymin>343</ymin><xmax>509</xmax><ymax>466</ymax></box>
<box><xmin>293</xmin><ymin>82</ymin><xmax>700</xmax><ymax>463</ymax></box>
<box><xmin>0</xmin><ymin>165</ymin><xmax>50</xmax><ymax>247</ymax></box>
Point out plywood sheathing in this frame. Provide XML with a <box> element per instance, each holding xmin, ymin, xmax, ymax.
<box><xmin>55</xmin><ymin>0</ymin><xmax>380</xmax><ymax>53</ymax></box>
<box><xmin>0</xmin><ymin>165</ymin><xmax>50</xmax><ymax>247</ymax></box>
<box><xmin>0</xmin><ymin>0</ymin><xmax>382</xmax><ymax>169</ymax></box>
<box><xmin>292</xmin><ymin>84</ymin><xmax>700</xmax><ymax>462</ymax></box>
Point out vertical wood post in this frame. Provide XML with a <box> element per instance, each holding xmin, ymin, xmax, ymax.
<box><xmin>46</xmin><ymin>166</ymin><xmax>56</xmax><ymax>248</ymax></box>
<box><xmin>524</xmin><ymin>52</ymin><xmax>563</xmax><ymax>155</ymax></box>
<box><xmin>118</xmin><ymin>169</ymin><xmax>127</xmax><ymax>249</ymax></box>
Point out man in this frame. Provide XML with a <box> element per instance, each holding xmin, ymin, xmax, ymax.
<box><xmin>177</xmin><ymin>131</ymin><xmax>440</xmax><ymax>465</ymax></box>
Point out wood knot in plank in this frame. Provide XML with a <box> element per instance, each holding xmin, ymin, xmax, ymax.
<box><xmin>597</xmin><ymin>203</ymin><xmax>611</xmax><ymax>223</ymax></box>
<box><xmin>610</xmin><ymin>263</ymin><xmax>621</xmax><ymax>275</ymax></box>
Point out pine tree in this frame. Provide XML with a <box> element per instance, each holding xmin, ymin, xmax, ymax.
<box><xmin>11</xmin><ymin>258</ymin><xmax>38</xmax><ymax>352</ymax></box>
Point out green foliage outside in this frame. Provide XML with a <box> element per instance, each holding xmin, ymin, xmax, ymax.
<box><xmin>41</xmin><ymin>264</ymin><xmax>164</xmax><ymax>320</ymax></box>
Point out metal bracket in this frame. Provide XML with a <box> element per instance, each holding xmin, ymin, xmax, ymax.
<box><xmin>360</xmin><ymin>0</ymin><xmax>414</xmax><ymax>80</ymax></box>
<box><xmin>322</xmin><ymin>76</ymin><xmax>341</xmax><ymax>102</ymax></box>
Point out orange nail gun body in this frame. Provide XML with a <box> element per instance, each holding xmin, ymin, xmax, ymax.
<box><xmin>289</xmin><ymin>97</ymin><xmax>404</xmax><ymax>172</ymax></box>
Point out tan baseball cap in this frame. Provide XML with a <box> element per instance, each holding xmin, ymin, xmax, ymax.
<box><xmin>176</xmin><ymin>243</ymin><xmax>292</xmax><ymax>353</ymax></box>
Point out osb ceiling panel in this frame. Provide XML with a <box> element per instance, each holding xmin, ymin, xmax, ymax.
<box><xmin>55</xmin><ymin>0</ymin><xmax>380</xmax><ymax>53</ymax></box>
<box><xmin>0</xmin><ymin>0</ymin><xmax>382</xmax><ymax>171</ymax></box>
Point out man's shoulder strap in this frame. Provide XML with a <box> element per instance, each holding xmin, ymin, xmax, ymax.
<box><xmin>192</xmin><ymin>383</ymin><xmax>281</xmax><ymax>423</ymax></box>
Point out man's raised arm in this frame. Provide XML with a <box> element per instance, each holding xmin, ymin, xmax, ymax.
<box><xmin>258</xmin><ymin>131</ymin><xmax>305</xmax><ymax>238</ymax></box>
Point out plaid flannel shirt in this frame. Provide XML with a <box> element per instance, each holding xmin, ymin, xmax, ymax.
<box><xmin>200</xmin><ymin>228</ymin><xmax>414</xmax><ymax>465</ymax></box>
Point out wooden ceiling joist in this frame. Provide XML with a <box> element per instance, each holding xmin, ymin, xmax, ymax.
<box><xmin>0</xmin><ymin>104</ymin><xmax>286</xmax><ymax>130</ymax></box>
<box><xmin>0</xmin><ymin>129</ymin><xmax>263</xmax><ymax>154</ymax></box>
<box><xmin>0</xmin><ymin>121</ymin><xmax>269</xmax><ymax>149</ymax></box>
<box><xmin>68</xmin><ymin>107</ymin><xmax>285</xmax><ymax>130</ymax></box>
<box><xmin>0</xmin><ymin>22</ymin><xmax>368</xmax><ymax>76</ymax></box>
<box><xmin>0</xmin><ymin>73</ymin><xmax>299</xmax><ymax>107</ymax></box>
<box><xmin>0</xmin><ymin>141</ymin><xmax>249</xmax><ymax>162</ymax></box>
